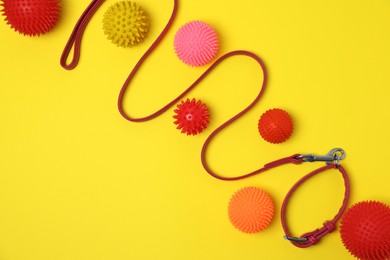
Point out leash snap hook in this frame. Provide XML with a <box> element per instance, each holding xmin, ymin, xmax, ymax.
<box><xmin>297</xmin><ymin>148</ymin><xmax>346</xmax><ymax>166</ymax></box>
<box><xmin>283</xmin><ymin>236</ymin><xmax>308</xmax><ymax>243</ymax></box>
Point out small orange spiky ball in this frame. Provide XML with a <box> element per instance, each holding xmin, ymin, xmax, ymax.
<box><xmin>102</xmin><ymin>1</ymin><xmax>149</xmax><ymax>48</ymax></box>
<box><xmin>1</xmin><ymin>0</ymin><xmax>61</xmax><ymax>36</ymax></box>
<box><xmin>173</xmin><ymin>98</ymin><xmax>210</xmax><ymax>136</ymax></box>
<box><xmin>228</xmin><ymin>187</ymin><xmax>275</xmax><ymax>233</ymax></box>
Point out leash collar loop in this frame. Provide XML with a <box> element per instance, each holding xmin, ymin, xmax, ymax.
<box><xmin>281</xmin><ymin>161</ymin><xmax>351</xmax><ymax>248</ymax></box>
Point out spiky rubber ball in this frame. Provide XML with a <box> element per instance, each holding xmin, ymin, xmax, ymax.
<box><xmin>102</xmin><ymin>1</ymin><xmax>149</xmax><ymax>48</ymax></box>
<box><xmin>258</xmin><ymin>108</ymin><xmax>294</xmax><ymax>144</ymax></box>
<box><xmin>340</xmin><ymin>201</ymin><xmax>390</xmax><ymax>260</ymax></box>
<box><xmin>173</xmin><ymin>98</ymin><xmax>210</xmax><ymax>136</ymax></box>
<box><xmin>174</xmin><ymin>20</ymin><xmax>219</xmax><ymax>67</ymax></box>
<box><xmin>228</xmin><ymin>187</ymin><xmax>274</xmax><ymax>233</ymax></box>
<box><xmin>1</xmin><ymin>0</ymin><xmax>61</xmax><ymax>36</ymax></box>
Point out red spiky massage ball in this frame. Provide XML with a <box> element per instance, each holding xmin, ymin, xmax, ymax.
<box><xmin>340</xmin><ymin>201</ymin><xmax>390</xmax><ymax>260</ymax></box>
<box><xmin>258</xmin><ymin>108</ymin><xmax>294</xmax><ymax>144</ymax></box>
<box><xmin>173</xmin><ymin>98</ymin><xmax>210</xmax><ymax>136</ymax></box>
<box><xmin>1</xmin><ymin>0</ymin><xmax>61</xmax><ymax>36</ymax></box>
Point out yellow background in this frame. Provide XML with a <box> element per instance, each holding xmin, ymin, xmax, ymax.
<box><xmin>1</xmin><ymin>0</ymin><xmax>389</xmax><ymax>259</ymax></box>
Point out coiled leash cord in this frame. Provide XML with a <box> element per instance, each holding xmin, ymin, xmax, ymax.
<box><xmin>60</xmin><ymin>0</ymin><xmax>351</xmax><ymax>248</ymax></box>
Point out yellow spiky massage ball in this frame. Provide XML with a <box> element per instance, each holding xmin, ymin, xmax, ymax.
<box><xmin>102</xmin><ymin>1</ymin><xmax>149</xmax><ymax>48</ymax></box>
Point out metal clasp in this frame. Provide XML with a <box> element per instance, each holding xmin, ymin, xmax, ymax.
<box><xmin>297</xmin><ymin>148</ymin><xmax>346</xmax><ymax>166</ymax></box>
<box><xmin>284</xmin><ymin>236</ymin><xmax>308</xmax><ymax>242</ymax></box>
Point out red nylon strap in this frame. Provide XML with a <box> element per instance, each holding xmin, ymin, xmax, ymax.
<box><xmin>281</xmin><ymin>164</ymin><xmax>351</xmax><ymax>248</ymax></box>
<box><xmin>118</xmin><ymin>49</ymin><xmax>265</xmax><ymax>122</ymax></box>
<box><xmin>60</xmin><ymin>0</ymin><xmax>351</xmax><ymax>248</ymax></box>
<box><xmin>60</xmin><ymin>0</ymin><xmax>314</xmax><ymax>180</ymax></box>
<box><xmin>201</xmin><ymin>153</ymin><xmax>304</xmax><ymax>181</ymax></box>
<box><xmin>113</xmin><ymin>0</ymin><xmax>307</xmax><ymax>179</ymax></box>
<box><xmin>60</xmin><ymin>0</ymin><xmax>106</xmax><ymax>70</ymax></box>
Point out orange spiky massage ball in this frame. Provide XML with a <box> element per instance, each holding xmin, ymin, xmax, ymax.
<box><xmin>228</xmin><ymin>187</ymin><xmax>275</xmax><ymax>233</ymax></box>
<box><xmin>1</xmin><ymin>0</ymin><xmax>61</xmax><ymax>36</ymax></box>
<box><xmin>102</xmin><ymin>1</ymin><xmax>149</xmax><ymax>48</ymax></box>
<box><xmin>258</xmin><ymin>108</ymin><xmax>294</xmax><ymax>144</ymax></box>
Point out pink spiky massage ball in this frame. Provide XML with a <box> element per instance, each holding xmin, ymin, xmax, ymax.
<box><xmin>174</xmin><ymin>20</ymin><xmax>219</xmax><ymax>67</ymax></box>
<box><xmin>340</xmin><ymin>201</ymin><xmax>390</xmax><ymax>260</ymax></box>
<box><xmin>1</xmin><ymin>0</ymin><xmax>61</xmax><ymax>36</ymax></box>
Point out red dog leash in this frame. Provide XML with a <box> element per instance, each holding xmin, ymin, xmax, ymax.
<box><xmin>60</xmin><ymin>0</ymin><xmax>351</xmax><ymax>248</ymax></box>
